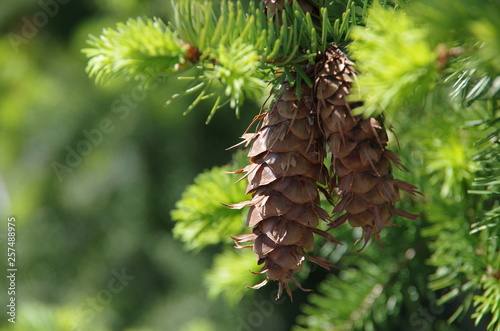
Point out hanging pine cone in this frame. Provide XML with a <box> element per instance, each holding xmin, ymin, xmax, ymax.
<box><xmin>230</xmin><ymin>79</ymin><xmax>339</xmax><ymax>300</ymax></box>
<box><xmin>315</xmin><ymin>46</ymin><xmax>421</xmax><ymax>250</ymax></box>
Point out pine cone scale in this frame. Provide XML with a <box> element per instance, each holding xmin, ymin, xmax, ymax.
<box><xmin>234</xmin><ymin>80</ymin><xmax>334</xmax><ymax>298</ymax></box>
<box><xmin>315</xmin><ymin>46</ymin><xmax>420</xmax><ymax>245</ymax></box>
<box><xmin>234</xmin><ymin>44</ymin><xmax>419</xmax><ymax>299</ymax></box>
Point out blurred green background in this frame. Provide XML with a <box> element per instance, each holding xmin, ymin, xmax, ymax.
<box><xmin>0</xmin><ymin>0</ymin><xmax>293</xmax><ymax>330</ymax></box>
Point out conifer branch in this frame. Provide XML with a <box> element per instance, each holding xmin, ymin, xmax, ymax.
<box><xmin>84</xmin><ymin>0</ymin><xmax>368</xmax><ymax>118</ymax></box>
<box><xmin>348</xmin><ymin>4</ymin><xmax>439</xmax><ymax>118</ymax></box>
<box><xmin>83</xmin><ymin>17</ymin><xmax>192</xmax><ymax>87</ymax></box>
<box><xmin>295</xmin><ymin>236</ymin><xmax>430</xmax><ymax>330</ymax></box>
<box><xmin>171</xmin><ymin>151</ymin><xmax>249</xmax><ymax>251</ymax></box>
<box><xmin>80</xmin><ymin>0</ymin><xmax>500</xmax><ymax>328</ymax></box>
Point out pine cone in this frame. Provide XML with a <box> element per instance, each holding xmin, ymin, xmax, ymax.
<box><xmin>230</xmin><ymin>81</ymin><xmax>338</xmax><ymax>300</ymax></box>
<box><xmin>315</xmin><ymin>46</ymin><xmax>421</xmax><ymax>250</ymax></box>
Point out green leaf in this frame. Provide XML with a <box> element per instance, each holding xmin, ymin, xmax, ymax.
<box><xmin>202</xmin><ymin>40</ymin><xmax>267</xmax><ymax>114</ymax></box>
<box><xmin>348</xmin><ymin>4</ymin><xmax>439</xmax><ymax>117</ymax></box>
<box><xmin>204</xmin><ymin>249</ymin><xmax>263</xmax><ymax>304</ymax></box>
<box><xmin>171</xmin><ymin>150</ymin><xmax>249</xmax><ymax>251</ymax></box>
<box><xmin>83</xmin><ymin>17</ymin><xmax>189</xmax><ymax>87</ymax></box>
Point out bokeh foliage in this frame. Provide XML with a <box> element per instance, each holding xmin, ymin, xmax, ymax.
<box><xmin>1</xmin><ymin>0</ymin><xmax>498</xmax><ymax>330</ymax></box>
